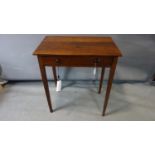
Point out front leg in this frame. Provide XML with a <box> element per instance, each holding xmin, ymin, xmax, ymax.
<box><xmin>102</xmin><ymin>57</ymin><xmax>118</xmax><ymax>116</ymax></box>
<box><xmin>38</xmin><ymin>56</ymin><xmax>53</xmax><ymax>112</ymax></box>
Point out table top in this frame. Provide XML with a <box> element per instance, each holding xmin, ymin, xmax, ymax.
<box><xmin>33</xmin><ymin>36</ymin><xmax>122</xmax><ymax>56</ymax></box>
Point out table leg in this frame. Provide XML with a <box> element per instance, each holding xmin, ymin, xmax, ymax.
<box><xmin>38</xmin><ymin>57</ymin><xmax>53</xmax><ymax>112</ymax></box>
<box><xmin>98</xmin><ymin>67</ymin><xmax>105</xmax><ymax>94</ymax></box>
<box><xmin>52</xmin><ymin>66</ymin><xmax>57</xmax><ymax>86</ymax></box>
<box><xmin>102</xmin><ymin>57</ymin><xmax>118</xmax><ymax>116</ymax></box>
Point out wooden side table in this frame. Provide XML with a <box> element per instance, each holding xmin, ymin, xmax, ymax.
<box><xmin>33</xmin><ymin>36</ymin><xmax>122</xmax><ymax>116</ymax></box>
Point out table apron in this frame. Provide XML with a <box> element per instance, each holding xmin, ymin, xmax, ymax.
<box><xmin>38</xmin><ymin>56</ymin><xmax>114</xmax><ymax>67</ymax></box>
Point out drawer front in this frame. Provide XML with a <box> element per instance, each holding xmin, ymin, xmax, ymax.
<box><xmin>40</xmin><ymin>56</ymin><xmax>113</xmax><ymax>67</ymax></box>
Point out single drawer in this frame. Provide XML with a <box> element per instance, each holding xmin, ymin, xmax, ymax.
<box><xmin>40</xmin><ymin>56</ymin><xmax>113</xmax><ymax>67</ymax></box>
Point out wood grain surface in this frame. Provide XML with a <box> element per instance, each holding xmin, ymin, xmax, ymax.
<box><xmin>34</xmin><ymin>36</ymin><xmax>122</xmax><ymax>57</ymax></box>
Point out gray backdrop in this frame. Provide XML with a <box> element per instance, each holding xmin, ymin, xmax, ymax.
<box><xmin>0</xmin><ymin>34</ymin><xmax>155</xmax><ymax>81</ymax></box>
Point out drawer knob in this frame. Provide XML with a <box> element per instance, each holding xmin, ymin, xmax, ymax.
<box><xmin>55</xmin><ymin>59</ymin><xmax>60</xmax><ymax>64</ymax></box>
<box><xmin>94</xmin><ymin>58</ymin><xmax>101</xmax><ymax>63</ymax></box>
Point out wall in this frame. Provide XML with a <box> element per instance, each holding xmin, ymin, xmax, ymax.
<box><xmin>0</xmin><ymin>34</ymin><xmax>155</xmax><ymax>81</ymax></box>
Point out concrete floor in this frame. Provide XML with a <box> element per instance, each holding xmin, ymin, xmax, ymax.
<box><xmin>0</xmin><ymin>81</ymin><xmax>155</xmax><ymax>121</ymax></box>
